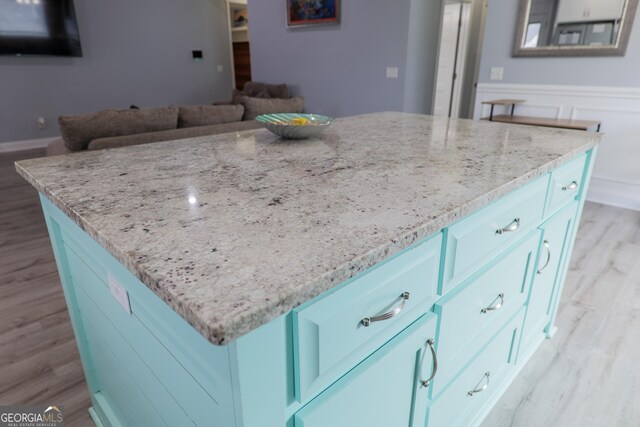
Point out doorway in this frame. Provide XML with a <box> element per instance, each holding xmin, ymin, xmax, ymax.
<box><xmin>433</xmin><ymin>0</ymin><xmax>488</xmax><ymax>119</ymax></box>
<box><xmin>227</xmin><ymin>0</ymin><xmax>252</xmax><ymax>90</ymax></box>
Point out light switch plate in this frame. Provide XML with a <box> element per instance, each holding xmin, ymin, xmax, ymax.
<box><xmin>217</xmin><ymin>65</ymin><xmax>224</xmax><ymax>72</ymax></box>
<box><xmin>490</xmin><ymin>67</ymin><xmax>504</xmax><ymax>81</ymax></box>
<box><xmin>108</xmin><ymin>273</ymin><xmax>132</xmax><ymax>315</ymax></box>
<box><xmin>386</xmin><ymin>67</ymin><xmax>399</xmax><ymax>79</ymax></box>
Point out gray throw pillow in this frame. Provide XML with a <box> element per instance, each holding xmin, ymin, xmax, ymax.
<box><xmin>58</xmin><ymin>106</ymin><xmax>179</xmax><ymax>151</ymax></box>
<box><xmin>231</xmin><ymin>88</ymin><xmax>245</xmax><ymax>105</ymax></box>
<box><xmin>243</xmin><ymin>82</ymin><xmax>289</xmax><ymax>99</ymax></box>
<box><xmin>178</xmin><ymin>104</ymin><xmax>245</xmax><ymax>128</ymax></box>
<box><xmin>241</xmin><ymin>96</ymin><xmax>305</xmax><ymax>120</ymax></box>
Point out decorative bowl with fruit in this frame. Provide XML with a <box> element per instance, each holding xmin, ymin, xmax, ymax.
<box><xmin>255</xmin><ymin>113</ymin><xmax>333</xmax><ymax>139</ymax></box>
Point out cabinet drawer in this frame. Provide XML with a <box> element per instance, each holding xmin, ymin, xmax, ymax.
<box><xmin>442</xmin><ymin>176</ymin><xmax>548</xmax><ymax>293</ymax></box>
<box><xmin>294</xmin><ymin>313</ymin><xmax>438</xmax><ymax>427</ymax></box>
<box><xmin>294</xmin><ymin>233</ymin><xmax>442</xmax><ymax>402</ymax></box>
<box><xmin>432</xmin><ymin>231</ymin><xmax>540</xmax><ymax>396</ymax></box>
<box><xmin>544</xmin><ymin>153</ymin><xmax>588</xmax><ymax>219</ymax></box>
<box><xmin>426</xmin><ymin>309</ymin><xmax>525</xmax><ymax>427</ymax></box>
<box><xmin>65</xmin><ymin>245</ymin><xmax>221</xmax><ymax>427</ymax></box>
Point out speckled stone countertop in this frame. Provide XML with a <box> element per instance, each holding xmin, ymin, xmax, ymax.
<box><xmin>15</xmin><ymin>112</ymin><xmax>601</xmax><ymax>345</ymax></box>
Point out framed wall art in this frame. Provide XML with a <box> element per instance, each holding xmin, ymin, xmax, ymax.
<box><xmin>286</xmin><ymin>0</ymin><xmax>340</xmax><ymax>28</ymax></box>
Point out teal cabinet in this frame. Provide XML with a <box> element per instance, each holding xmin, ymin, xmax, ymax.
<box><xmin>36</xmin><ymin>148</ymin><xmax>597</xmax><ymax>427</ymax></box>
<box><xmin>521</xmin><ymin>201</ymin><xmax>579</xmax><ymax>355</ymax></box>
<box><xmin>442</xmin><ymin>176</ymin><xmax>548</xmax><ymax>294</ymax></box>
<box><xmin>544</xmin><ymin>154</ymin><xmax>587</xmax><ymax>219</ymax></box>
<box><xmin>293</xmin><ymin>233</ymin><xmax>442</xmax><ymax>402</ymax></box>
<box><xmin>426</xmin><ymin>309</ymin><xmax>525</xmax><ymax>427</ymax></box>
<box><xmin>294</xmin><ymin>313</ymin><xmax>438</xmax><ymax>427</ymax></box>
<box><xmin>432</xmin><ymin>231</ymin><xmax>540</xmax><ymax>397</ymax></box>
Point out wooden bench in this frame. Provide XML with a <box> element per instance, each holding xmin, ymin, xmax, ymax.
<box><xmin>481</xmin><ymin>99</ymin><xmax>601</xmax><ymax>132</ymax></box>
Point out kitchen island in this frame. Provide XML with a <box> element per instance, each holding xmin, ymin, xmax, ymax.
<box><xmin>16</xmin><ymin>112</ymin><xmax>601</xmax><ymax>427</ymax></box>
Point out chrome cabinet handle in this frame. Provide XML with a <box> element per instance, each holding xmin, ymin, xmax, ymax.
<box><xmin>419</xmin><ymin>339</ymin><xmax>438</xmax><ymax>388</ymax></box>
<box><xmin>537</xmin><ymin>240</ymin><xmax>551</xmax><ymax>275</ymax></box>
<box><xmin>496</xmin><ymin>218</ymin><xmax>520</xmax><ymax>235</ymax></box>
<box><xmin>562</xmin><ymin>181</ymin><xmax>578</xmax><ymax>191</ymax></box>
<box><xmin>361</xmin><ymin>292</ymin><xmax>410</xmax><ymax>327</ymax></box>
<box><xmin>481</xmin><ymin>293</ymin><xmax>504</xmax><ymax>314</ymax></box>
<box><xmin>468</xmin><ymin>372</ymin><xmax>491</xmax><ymax>396</ymax></box>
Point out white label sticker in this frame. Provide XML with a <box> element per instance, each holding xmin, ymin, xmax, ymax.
<box><xmin>108</xmin><ymin>273</ymin><xmax>132</xmax><ymax>315</ymax></box>
<box><xmin>592</xmin><ymin>24</ymin><xmax>606</xmax><ymax>34</ymax></box>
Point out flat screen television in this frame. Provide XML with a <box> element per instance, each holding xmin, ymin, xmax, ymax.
<box><xmin>0</xmin><ymin>0</ymin><xmax>82</xmax><ymax>57</ymax></box>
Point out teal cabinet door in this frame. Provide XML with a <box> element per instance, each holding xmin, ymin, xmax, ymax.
<box><xmin>294</xmin><ymin>313</ymin><xmax>438</xmax><ymax>427</ymax></box>
<box><xmin>521</xmin><ymin>201</ymin><xmax>578</xmax><ymax>355</ymax></box>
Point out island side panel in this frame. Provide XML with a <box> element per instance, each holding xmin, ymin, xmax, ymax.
<box><xmin>38</xmin><ymin>195</ymin><xmax>238</xmax><ymax>427</ymax></box>
<box><xmin>39</xmin><ymin>198</ymin><xmax>103</xmax><ymax>410</ymax></box>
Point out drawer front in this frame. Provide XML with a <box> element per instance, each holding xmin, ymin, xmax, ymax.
<box><xmin>294</xmin><ymin>233</ymin><xmax>442</xmax><ymax>402</ymax></box>
<box><xmin>442</xmin><ymin>176</ymin><xmax>548</xmax><ymax>293</ymax></box>
<box><xmin>65</xmin><ymin>245</ymin><xmax>221</xmax><ymax>427</ymax></box>
<box><xmin>294</xmin><ymin>313</ymin><xmax>438</xmax><ymax>427</ymax></box>
<box><xmin>427</xmin><ymin>309</ymin><xmax>525</xmax><ymax>427</ymax></box>
<box><xmin>545</xmin><ymin>154</ymin><xmax>588</xmax><ymax>219</ymax></box>
<box><xmin>432</xmin><ymin>230</ymin><xmax>540</xmax><ymax>396</ymax></box>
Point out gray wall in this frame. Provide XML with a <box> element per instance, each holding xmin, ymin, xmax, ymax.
<box><xmin>478</xmin><ymin>0</ymin><xmax>640</xmax><ymax>85</ymax></box>
<box><xmin>248</xmin><ymin>0</ymin><xmax>442</xmax><ymax>118</ymax></box>
<box><xmin>0</xmin><ymin>0</ymin><xmax>233</xmax><ymax>144</ymax></box>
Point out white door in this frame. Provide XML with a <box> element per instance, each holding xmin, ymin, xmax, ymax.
<box><xmin>433</xmin><ymin>2</ymin><xmax>471</xmax><ymax>118</ymax></box>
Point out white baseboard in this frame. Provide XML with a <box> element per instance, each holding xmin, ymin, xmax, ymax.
<box><xmin>0</xmin><ymin>137</ymin><xmax>57</xmax><ymax>154</ymax></box>
<box><xmin>587</xmin><ymin>177</ymin><xmax>640</xmax><ymax>211</ymax></box>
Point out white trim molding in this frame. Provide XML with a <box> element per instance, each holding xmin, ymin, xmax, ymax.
<box><xmin>476</xmin><ymin>83</ymin><xmax>640</xmax><ymax>100</ymax></box>
<box><xmin>0</xmin><ymin>137</ymin><xmax>57</xmax><ymax>154</ymax></box>
<box><xmin>588</xmin><ymin>177</ymin><xmax>640</xmax><ymax>211</ymax></box>
<box><xmin>475</xmin><ymin>82</ymin><xmax>640</xmax><ymax>212</ymax></box>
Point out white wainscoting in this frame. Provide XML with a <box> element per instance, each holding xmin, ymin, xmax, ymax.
<box><xmin>0</xmin><ymin>137</ymin><xmax>57</xmax><ymax>154</ymax></box>
<box><xmin>475</xmin><ymin>83</ymin><xmax>640</xmax><ymax>211</ymax></box>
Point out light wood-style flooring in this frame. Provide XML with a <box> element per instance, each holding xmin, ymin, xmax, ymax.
<box><xmin>0</xmin><ymin>149</ymin><xmax>92</xmax><ymax>427</ymax></box>
<box><xmin>1</xmin><ymin>148</ymin><xmax>639</xmax><ymax>427</ymax></box>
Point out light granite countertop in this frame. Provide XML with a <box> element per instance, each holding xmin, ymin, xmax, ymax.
<box><xmin>15</xmin><ymin>112</ymin><xmax>601</xmax><ymax>345</ymax></box>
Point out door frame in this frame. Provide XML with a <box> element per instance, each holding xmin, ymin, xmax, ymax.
<box><xmin>432</xmin><ymin>0</ymin><xmax>489</xmax><ymax>119</ymax></box>
<box><xmin>226</xmin><ymin>0</ymin><xmax>248</xmax><ymax>90</ymax></box>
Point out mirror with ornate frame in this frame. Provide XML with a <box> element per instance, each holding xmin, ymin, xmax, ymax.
<box><xmin>513</xmin><ymin>0</ymin><xmax>639</xmax><ymax>56</ymax></box>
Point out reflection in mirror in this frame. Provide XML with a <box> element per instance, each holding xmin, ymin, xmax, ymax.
<box><xmin>526</xmin><ymin>0</ymin><xmax>624</xmax><ymax>48</ymax></box>
<box><xmin>514</xmin><ymin>0</ymin><xmax>639</xmax><ymax>56</ymax></box>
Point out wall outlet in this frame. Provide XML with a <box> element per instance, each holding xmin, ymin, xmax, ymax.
<box><xmin>490</xmin><ymin>67</ymin><xmax>504</xmax><ymax>81</ymax></box>
<box><xmin>386</xmin><ymin>67</ymin><xmax>399</xmax><ymax>79</ymax></box>
<box><xmin>37</xmin><ymin>117</ymin><xmax>46</xmax><ymax>129</ymax></box>
<box><xmin>108</xmin><ymin>273</ymin><xmax>132</xmax><ymax>315</ymax></box>
<box><xmin>217</xmin><ymin>65</ymin><xmax>224</xmax><ymax>72</ymax></box>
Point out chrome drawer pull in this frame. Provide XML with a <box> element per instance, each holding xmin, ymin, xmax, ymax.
<box><xmin>468</xmin><ymin>372</ymin><xmax>491</xmax><ymax>396</ymax></box>
<box><xmin>361</xmin><ymin>292</ymin><xmax>410</xmax><ymax>327</ymax></box>
<box><xmin>481</xmin><ymin>293</ymin><xmax>504</xmax><ymax>314</ymax></box>
<box><xmin>419</xmin><ymin>339</ymin><xmax>438</xmax><ymax>388</ymax></box>
<box><xmin>562</xmin><ymin>181</ymin><xmax>578</xmax><ymax>191</ymax></box>
<box><xmin>496</xmin><ymin>218</ymin><xmax>520</xmax><ymax>235</ymax></box>
<box><xmin>537</xmin><ymin>240</ymin><xmax>551</xmax><ymax>275</ymax></box>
